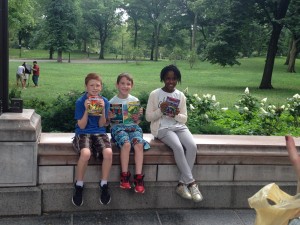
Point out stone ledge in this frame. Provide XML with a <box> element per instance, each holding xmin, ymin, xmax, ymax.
<box><xmin>39</xmin><ymin>133</ymin><xmax>299</xmax><ymax>166</ymax></box>
<box><xmin>40</xmin><ymin>181</ymin><xmax>297</xmax><ymax>213</ymax></box>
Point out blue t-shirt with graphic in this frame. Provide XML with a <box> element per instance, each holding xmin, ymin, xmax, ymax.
<box><xmin>74</xmin><ymin>93</ymin><xmax>109</xmax><ymax>135</ymax></box>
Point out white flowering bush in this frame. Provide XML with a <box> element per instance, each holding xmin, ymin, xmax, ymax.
<box><xmin>234</xmin><ymin>87</ymin><xmax>259</xmax><ymax>121</ymax></box>
<box><xmin>258</xmin><ymin>97</ymin><xmax>285</xmax><ymax>135</ymax></box>
<box><xmin>286</xmin><ymin>94</ymin><xmax>300</xmax><ymax>126</ymax></box>
<box><xmin>188</xmin><ymin>93</ymin><xmax>220</xmax><ymax>121</ymax></box>
<box><xmin>184</xmin><ymin>87</ymin><xmax>300</xmax><ymax>136</ymax></box>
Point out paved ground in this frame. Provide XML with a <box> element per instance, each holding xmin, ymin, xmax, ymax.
<box><xmin>0</xmin><ymin>209</ymin><xmax>256</xmax><ymax>225</ymax></box>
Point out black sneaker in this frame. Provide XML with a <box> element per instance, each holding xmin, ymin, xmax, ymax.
<box><xmin>72</xmin><ymin>183</ymin><xmax>84</xmax><ymax>206</ymax></box>
<box><xmin>99</xmin><ymin>184</ymin><xmax>111</xmax><ymax>205</ymax></box>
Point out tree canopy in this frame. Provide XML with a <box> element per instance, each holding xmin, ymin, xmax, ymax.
<box><xmin>8</xmin><ymin>0</ymin><xmax>300</xmax><ymax>87</ymax></box>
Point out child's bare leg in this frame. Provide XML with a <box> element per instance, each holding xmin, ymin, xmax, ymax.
<box><xmin>134</xmin><ymin>143</ymin><xmax>144</xmax><ymax>174</ymax></box>
<box><xmin>285</xmin><ymin>135</ymin><xmax>300</xmax><ymax>179</ymax></box>
<box><xmin>76</xmin><ymin>148</ymin><xmax>91</xmax><ymax>181</ymax></box>
<box><xmin>120</xmin><ymin>142</ymin><xmax>131</xmax><ymax>172</ymax></box>
<box><xmin>101</xmin><ymin>148</ymin><xmax>113</xmax><ymax>180</ymax></box>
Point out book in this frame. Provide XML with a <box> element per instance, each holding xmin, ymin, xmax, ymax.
<box><xmin>164</xmin><ymin>96</ymin><xmax>180</xmax><ymax>117</ymax></box>
<box><xmin>110</xmin><ymin>103</ymin><xmax>123</xmax><ymax>124</ymax></box>
<box><xmin>124</xmin><ymin>101</ymin><xmax>141</xmax><ymax>124</ymax></box>
<box><xmin>87</xmin><ymin>95</ymin><xmax>103</xmax><ymax>116</ymax></box>
<box><xmin>110</xmin><ymin>101</ymin><xmax>141</xmax><ymax>124</ymax></box>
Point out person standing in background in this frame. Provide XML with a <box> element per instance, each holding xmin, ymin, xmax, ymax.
<box><xmin>22</xmin><ymin>62</ymin><xmax>32</xmax><ymax>87</ymax></box>
<box><xmin>16</xmin><ymin>64</ymin><xmax>26</xmax><ymax>89</ymax></box>
<box><xmin>32</xmin><ymin>61</ymin><xmax>40</xmax><ymax>87</ymax></box>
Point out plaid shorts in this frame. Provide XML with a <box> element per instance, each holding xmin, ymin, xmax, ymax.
<box><xmin>72</xmin><ymin>133</ymin><xmax>111</xmax><ymax>159</ymax></box>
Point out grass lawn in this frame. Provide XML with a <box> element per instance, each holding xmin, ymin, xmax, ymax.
<box><xmin>9</xmin><ymin>54</ymin><xmax>300</xmax><ymax>108</ymax></box>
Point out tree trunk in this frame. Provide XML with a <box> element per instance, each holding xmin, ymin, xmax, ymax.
<box><xmin>99</xmin><ymin>31</ymin><xmax>106</xmax><ymax>59</ymax></box>
<box><xmin>49</xmin><ymin>46</ymin><xmax>54</xmax><ymax>60</ymax></box>
<box><xmin>259</xmin><ymin>23</ymin><xmax>282</xmax><ymax>89</ymax></box>
<box><xmin>99</xmin><ymin>42</ymin><xmax>104</xmax><ymax>59</ymax></box>
<box><xmin>191</xmin><ymin>13</ymin><xmax>197</xmax><ymax>51</ymax></box>
<box><xmin>284</xmin><ymin>37</ymin><xmax>293</xmax><ymax>65</ymax></box>
<box><xmin>150</xmin><ymin>32</ymin><xmax>155</xmax><ymax>61</ymax></box>
<box><xmin>57</xmin><ymin>49</ymin><xmax>63</xmax><ymax>63</ymax></box>
<box><xmin>133</xmin><ymin>19</ymin><xmax>138</xmax><ymax>49</ymax></box>
<box><xmin>154</xmin><ymin>23</ymin><xmax>160</xmax><ymax>61</ymax></box>
<box><xmin>259</xmin><ymin>0</ymin><xmax>291</xmax><ymax>89</ymax></box>
<box><xmin>287</xmin><ymin>38</ymin><xmax>300</xmax><ymax>73</ymax></box>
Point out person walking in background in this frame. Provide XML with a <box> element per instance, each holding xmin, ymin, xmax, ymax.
<box><xmin>109</xmin><ymin>73</ymin><xmax>150</xmax><ymax>194</ymax></box>
<box><xmin>72</xmin><ymin>73</ymin><xmax>113</xmax><ymax>206</ymax></box>
<box><xmin>32</xmin><ymin>61</ymin><xmax>40</xmax><ymax>87</ymax></box>
<box><xmin>145</xmin><ymin>64</ymin><xmax>203</xmax><ymax>203</ymax></box>
<box><xmin>22</xmin><ymin>62</ymin><xmax>32</xmax><ymax>87</ymax></box>
<box><xmin>16</xmin><ymin>63</ymin><xmax>26</xmax><ymax>89</ymax></box>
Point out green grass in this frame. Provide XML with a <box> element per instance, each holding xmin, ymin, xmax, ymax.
<box><xmin>9</xmin><ymin>51</ymin><xmax>300</xmax><ymax>108</ymax></box>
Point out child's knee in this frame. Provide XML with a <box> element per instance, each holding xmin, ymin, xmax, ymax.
<box><xmin>134</xmin><ymin>143</ymin><xmax>143</xmax><ymax>152</ymax></box>
<box><xmin>103</xmin><ymin>148</ymin><xmax>113</xmax><ymax>160</ymax></box>
<box><xmin>122</xmin><ymin>142</ymin><xmax>131</xmax><ymax>151</ymax></box>
<box><xmin>79</xmin><ymin>148</ymin><xmax>92</xmax><ymax>161</ymax></box>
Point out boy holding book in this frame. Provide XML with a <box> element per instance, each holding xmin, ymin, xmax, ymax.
<box><xmin>72</xmin><ymin>73</ymin><xmax>113</xmax><ymax>206</ymax></box>
<box><xmin>145</xmin><ymin>65</ymin><xmax>203</xmax><ymax>203</ymax></box>
<box><xmin>109</xmin><ymin>73</ymin><xmax>150</xmax><ymax>194</ymax></box>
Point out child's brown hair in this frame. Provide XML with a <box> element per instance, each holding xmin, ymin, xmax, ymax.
<box><xmin>85</xmin><ymin>73</ymin><xmax>103</xmax><ymax>85</ymax></box>
<box><xmin>116</xmin><ymin>72</ymin><xmax>134</xmax><ymax>85</ymax></box>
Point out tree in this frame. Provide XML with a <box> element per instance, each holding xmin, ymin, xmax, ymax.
<box><xmin>43</xmin><ymin>0</ymin><xmax>79</xmax><ymax>62</ymax></box>
<box><xmin>284</xmin><ymin>0</ymin><xmax>300</xmax><ymax>73</ymax></box>
<box><xmin>257</xmin><ymin>0</ymin><xmax>291</xmax><ymax>89</ymax></box>
<box><xmin>203</xmin><ymin>0</ymin><xmax>251</xmax><ymax>66</ymax></box>
<box><xmin>135</xmin><ymin>0</ymin><xmax>171</xmax><ymax>61</ymax></box>
<box><xmin>81</xmin><ymin>0</ymin><xmax>122</xmax><ymax>59</ymax></box>
<box><xmin>8</xmin><ymin>0</ymin><xmax>37</xmax><ymax>48</ymax></box>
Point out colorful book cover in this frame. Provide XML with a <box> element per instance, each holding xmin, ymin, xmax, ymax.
<box><xmin>87</xmin><ymin>95</ymin><xmax>103</xmax><ymax>116</ymax></box>
<box><xmin>110</xmin><ymin>103</ymin><xmax>123</xmax><ymax>124</ymax></box>
<box><xmin>123</xmin><ymin>101</ymin><xmax>141</xmax><ymax>124</ymax></box>
<box><xmin>164</xmin><ymin>96</ymin><xmax>180</xmax><ymax>117</ymax></box>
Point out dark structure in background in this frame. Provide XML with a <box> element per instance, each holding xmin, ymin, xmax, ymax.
<box><xmin>0</xmin><ymin>0</ymin><xmax>9</xmax><ymax>114</ymax></box>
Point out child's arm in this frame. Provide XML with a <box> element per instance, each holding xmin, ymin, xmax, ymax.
<box><xmin>285</xmin><ymin>135</ymin><xmax>300</xmax><ymax>179</ymax></box>
<box><xmin>77</xmin><ymin>99</ymin><xmax>89</xmax><ymax>129</ymax></box>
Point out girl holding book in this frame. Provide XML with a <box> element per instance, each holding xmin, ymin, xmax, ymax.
<box><xmin>145</xmin><ymin>65</ymin><xmax>203</xmax><ymax>202</ymax></box>
<box><xmin>109</xmin><ymin>73</ymin><xmax>150</xmax><ymax>194</ymax></box>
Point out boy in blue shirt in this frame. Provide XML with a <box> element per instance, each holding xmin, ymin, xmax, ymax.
<box><xmin>72</xmin><ymin>73</ymin><xmax>112</xmax><ymax>206</ymax></box>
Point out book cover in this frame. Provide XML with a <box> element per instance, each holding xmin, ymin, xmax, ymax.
<box><xmin>164</xmin><ymin>96</ymin><xmax>180</xmax><ymax>117</ymax></box>
<box><xmin>123</xmin><ymin>101</ymin><xmax>141</xmax><ymax>124</ymax></box>
<box><xmin>87</xmin><ymin>95</ymin><xmax>103</xmax><ymax>116</ymax></box>
<box><xmin>110</xmin><ymin>103</ymin><xmax>123</xmax><ymax>124</ymax></box>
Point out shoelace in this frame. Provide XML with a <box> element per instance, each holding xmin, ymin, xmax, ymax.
<box><xmin>135</xmin><ymin>177</ymin><xmax>144</xmax><ymax>186</ymax></box>
<box><xmin>190</xmin><ymin>185</ymin><xmax>200</xmax><ymax>194</ymax></box>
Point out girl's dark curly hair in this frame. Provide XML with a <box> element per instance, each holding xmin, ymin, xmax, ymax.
<box><xmin>160</xmin><ymin>64</ymin><xmax>181</xmax><ymax>83</ymax></box>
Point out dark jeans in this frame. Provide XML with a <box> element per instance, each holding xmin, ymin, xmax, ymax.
<box><xmin>32</xmin><ymin>75</ymin><xmax>39</xmax><ymax>86</ymax></box>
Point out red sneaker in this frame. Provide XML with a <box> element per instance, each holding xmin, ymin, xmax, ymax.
<box><xmin>134</xmin><ymin>174</ymin><xmax>145</xmax><ymax>194</ymax></box>
<box><xmin>120</xmin><ymin>171</ymin><xmax>131</xmax><ymax>189</ymax></box>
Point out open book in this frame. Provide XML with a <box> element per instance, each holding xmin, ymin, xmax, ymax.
<box><xmin>110</xmin><ymin>101</ymin><xmax>141</xmax><ymax>124</ymax></box>
<box><xmin>87</xmin><ymin>95</ymin><xmax>103</xmax><ymax>116</ymax></box>
<box><xmin>164</xmin><ymin>96</ymin><xmax>180</xmax><ymax>117</ymax></box>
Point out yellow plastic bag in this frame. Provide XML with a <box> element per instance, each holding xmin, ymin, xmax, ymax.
<box><xmin>248</xmin><ymin>183</ymin><xmax>300</xmax><ymax>225</ymax></box>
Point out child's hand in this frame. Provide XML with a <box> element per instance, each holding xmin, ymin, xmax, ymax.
<box><xmin>132</xmin><ymin>114</ymin><xmax>140</xmax><ymax>122</ymax></box>
<box><xmin>97</xmin><ymin>98</ymin><xmax>104</xmax><ymax>108</ymax></box>
<box><xmin>108</xmin><ymin>111</ymin><xmax>115</xmax><ymax>119</ymax></box>
<box><xmin>160</xmin><ymin>102</ymin><xmax>169</xmax><ymax>113</ymax></box>
<box><xmin>84</xmin><ymin>99</ymin><xmax>90</xmax><ymax>110</ymax></box>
